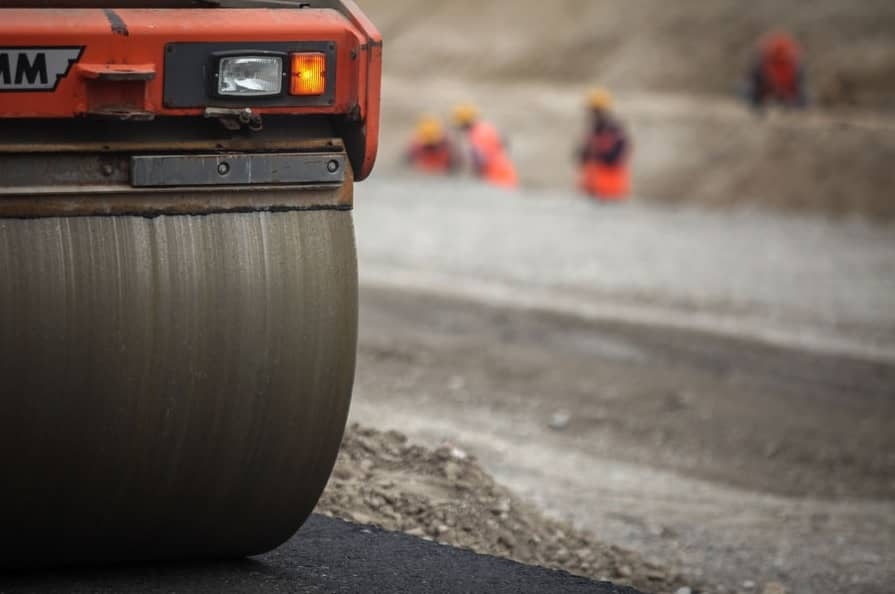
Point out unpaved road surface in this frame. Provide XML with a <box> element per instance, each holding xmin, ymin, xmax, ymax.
<box><xmin>351</xmin><ymin>286</ymin><xmax>895</xmax><ymax>594</ymax></box>
<box><xmin>356</xmin><ymin>177</ymin><xmax>895</xmax><ymax>361</ymax></box>
<box><xmin>349</xmin><ymin>178</ymin><xmax>895</xmax><ymax>593</ymax></box>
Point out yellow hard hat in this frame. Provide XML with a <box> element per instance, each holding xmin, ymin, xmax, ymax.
<box><xmin>587</xmin><ymin>87</ymin><xmax>613</xmax><ymax>110</ymax></box>
<box><xmin>416</xmin><ymin>115</ymin><xmax>444</xmax><ymax>144</ymax></box>
<box><xmin>452</xmin><ymin>103</ymin><xmax>479</xmax><ymax>127</ymax></box>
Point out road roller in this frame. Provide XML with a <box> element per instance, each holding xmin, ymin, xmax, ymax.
<box><xmin>0</xmin><ymin>0</ymin><xmax>380</xmax><ymax>567</ymax></box>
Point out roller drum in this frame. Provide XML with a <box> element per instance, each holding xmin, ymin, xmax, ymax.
<box><xmin>0</xmin><ymin>209</ymin><xmax>357</xmax><ymax>567</ymax></box>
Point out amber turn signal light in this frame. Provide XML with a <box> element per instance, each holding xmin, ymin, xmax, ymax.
<box><xmin>290</xmin><ymin>53</ymin><xmax>326</xmax><ymax>96</ymax></box>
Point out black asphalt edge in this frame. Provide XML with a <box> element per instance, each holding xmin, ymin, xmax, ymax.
<box><xmin>0</xmin><ymin>514</ymin><xmax>647</xmax><ymax>593</ymax></box>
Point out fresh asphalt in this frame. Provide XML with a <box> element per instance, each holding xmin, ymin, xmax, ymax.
<box><xmin>0</xmin><ymin>514</ymin><xmax>643</xmax><ymax>593</ymax></box>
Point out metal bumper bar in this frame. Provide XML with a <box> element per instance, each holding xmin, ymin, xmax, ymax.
<box><xmin>0</xmin><ymin>150</ymin><xmax>352</xmax><ymax>218</ymax></box>
<box><xmin>131</xmin><ymin>153</ymin><xmax>346</xmax><ymax>187</ymax></box>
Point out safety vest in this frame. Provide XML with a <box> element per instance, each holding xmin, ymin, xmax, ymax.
<box><xmin>467</xmin><ymin>121</ymin><xmax>519</xmax><ymax>189</ymax></box>
<box><xmin>578</xmin><ymin>122</ymin><xmax>630</xmax><ymax>200</ymax></box>
<box><xmin>579</xmin><ymin>162</ymin><xmax>629</xmax><ymax>200</ymax></box>
<box><xmin>759</xmin><ymin>33</ymin><xmax>802</xmax><ymax>103</ymax></box>
<box><xmin>408</xmin><ymin>140</ymin><xmax>456</xmax><ymax>174</ymax></box>
<box><xmin>761</xmin><ymin>58</ymin><xmax>799</xmax><ymax>101</ymax></box>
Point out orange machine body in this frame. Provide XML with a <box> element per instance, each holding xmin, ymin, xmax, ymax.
<box><xmin>0</xmin><ymin>3</ymin><xmax>382</xmax><ymax>179</ymax></box>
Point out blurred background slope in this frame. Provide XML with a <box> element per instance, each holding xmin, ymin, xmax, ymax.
<box><xmin>368</xmin><ymin>0</ymin><xmax>895</xmax><ymax>106</ymax></box>
<box><xmin>363</xmin><ymin>0</ymin><xmax>895</xmax><ymax>217</ymax></box>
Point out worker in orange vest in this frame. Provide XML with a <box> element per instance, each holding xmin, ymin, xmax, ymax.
<box><xmin>451</xmin><ymin>103</ymin><xmax>519</xmax><ymax>189</ymax></box>
<box><xmin>745</xmin><ymin>31</ymin><xmax>808</xmax><ymax>110</ymax></box>
<box><xmin>405</xmin><ymin>115</ymin><xmax>460</xmax><ymax>175</ymax></box>
<box><xmin>576</xmin><ymin>88</ymin><xmax>631</xmax><ymax>201</ymax></box>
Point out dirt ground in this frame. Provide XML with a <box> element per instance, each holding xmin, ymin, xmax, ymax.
<box><xmin>319</xmin><ymin>286</ymin><xmax>895</xmax><ymax>594</ymax></box>
<box><xmin>313</xmin><ymin>3</ymin><xmax>895</xmax><ymax>592</ymax></box>
<box><xmin>362</xmin><ymin>0</ymin><xmax>895</xmax><ymax>218</ymax></box>
<box><xmin>318</xmin><ymin>424</ymin><xmax>689</xmax><ymax>594</ymax></box>
<box><xmin>353</xmin><ymin>176</ymin><xmax>895</xmax><ymax>361</ymax></box>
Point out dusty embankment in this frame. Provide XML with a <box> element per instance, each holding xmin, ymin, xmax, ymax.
<box><xmin>362</xmin><ymin>0</ymin><xmax>895</xmax><ymax>218</ymax></box>
<box><xmin>375</xmin><ymin>77</ymin><xmax>895</xmax><ymax>219</ymax></box>
<box><xmin>363</xmin><ymin>0</ymin><xmax>895</xmax><ymax>110</ymax></box>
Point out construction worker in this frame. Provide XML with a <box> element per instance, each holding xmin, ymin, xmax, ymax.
<box><xmin>576</xmin><ymin>88</ymin><xmax>630</xmax><ymax>201</ymax></box>
<box><xmin>745</xmin><ymin>31</ymin><xmax>808</xmax><ymax>110</ymax></box>
<box><xmin>405</xmin><ymin>115</ymin><xmax>460</xmax><ymax>175</ymax></box>
<box><xmin>451</xmin><ymin>103</ymin><xmax>519</xmax><ymax>189</ymax></box>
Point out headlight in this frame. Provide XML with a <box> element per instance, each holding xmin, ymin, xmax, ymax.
<box><xmin>217</xmin><ymin>56</ymin><xmax>283</xmax><ymax>97</ymax></box>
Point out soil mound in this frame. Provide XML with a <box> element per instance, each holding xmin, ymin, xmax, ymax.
<box><xmin>317</xmin><ymin>424</ymin><xmax>694</xmax><ymax>594</ymax></box>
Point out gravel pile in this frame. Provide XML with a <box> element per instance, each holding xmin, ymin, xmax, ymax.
<box><xmin>317</xmin><ymin>424</ymin><xmax>696</xmax><ymax>594</ymax></box>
